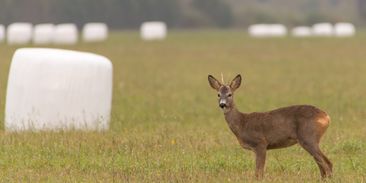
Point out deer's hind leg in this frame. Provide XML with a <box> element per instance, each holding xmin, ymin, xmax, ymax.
<box><xmin>297</xmin><ymin>128</ymin><xmax>331</xmax><ymax>177</ymax></box>
<box><xmin>298</xmin><ymin>141</ymin><xmax>332</xmax><ymax>178</ymax></box>
<box><xmin>319</xmin><ymin>150</ymin><xmax>333</xmax><ymax>172</ymax></box>
<box><xmin>297</xmin><ymin>117</ymin><xmax>332</xmax><ymax>178</ymax></box>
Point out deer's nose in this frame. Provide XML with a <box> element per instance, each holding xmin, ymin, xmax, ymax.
<box><xmin>219</xmin><ymin>99</ymin><xmax>227</xmax><ymax>108</ymax></box>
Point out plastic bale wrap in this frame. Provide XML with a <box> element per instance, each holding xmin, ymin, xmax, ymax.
<box><xmin>0</xmin><ymin>24</ymin><xmax>5</xmax><ymax>42</ymax></box>
<box><xmin>312</xmin><ymin>23</ymin><xmax>334</xmax><ymax>37</ymax></box>
<box><xmin>248</xmin><ymin>24</ymin><xmax>268</xmax><ymax>37</ymax></box>
<box><xmin>5</xmin><ymin>48</ymin><xmax>113</xmax><ymax>131</ymax></box>
<box><xmin>54</xmin><ymin>24</ymin><xmax>78</xmax><ymax>45</ymax></box>
<box><xmin>292</xmin><ymin>26</ymin><xmax>312</xmax><ymax>37</ymax></box>
<box><xmin>248</xmin><ymin>24</ymin><xmax>287</xmax><ymax>37</ymax></box>
<box><xmin>82</xmin><ymin>23</ymin><xmax>108</xmax><ymax>42</ymax></box>
<box><xmin>140</xmin><ymin>22</ymin><xmax>167</xmax><ymax>40</ymax></box>
<box><xmin>33</xmin><ymin>24</ymin><xmax>55</xmax><ymax>45</ymax></box>
<box><xmin>334</xmin><ymin>23</ymin><xmax>355</xmax><ymax>37</ymax></box>
<box><xmin>267</xmin><ymin>24</ymin><xmax>287</xmax><ymax>37</ymax></box>
<box><xmin>7</xmin><ymin>23</ymin><xmax>33</xmax><ymax>45</ymax></box>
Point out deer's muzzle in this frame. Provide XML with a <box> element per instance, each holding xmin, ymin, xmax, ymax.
<box><xmin>219</xmin><ymin>99</ymin><xmax>227</xmax><ymax>108</ymax></box>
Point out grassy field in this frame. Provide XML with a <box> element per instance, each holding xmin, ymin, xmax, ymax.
<box><xmin>0</xmin><ymin>31</ymin><xmax>365</xmax><ymax>182</ymax></box>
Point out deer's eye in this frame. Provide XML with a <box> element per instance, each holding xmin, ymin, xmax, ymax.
<box><xmin>228</xmin><ymin>94</ymin><xmax>232</xmax><ymax>97</ymax></box>
<box><xmin>217</xmin><ymin>94</ymin><xmax>220</xmax><ymax>97</ymax></box>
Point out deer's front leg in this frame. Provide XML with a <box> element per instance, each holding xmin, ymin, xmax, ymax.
<box><xmin>254</xmin><ymin>145</ymin><xmax>267</xmax><ymax>179</ymax></box>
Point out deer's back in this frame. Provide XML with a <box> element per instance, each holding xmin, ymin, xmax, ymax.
<box><xmin>242</xmin><ymin>105</ymin><xmax>330</xmax><ymax>149</ymax></box>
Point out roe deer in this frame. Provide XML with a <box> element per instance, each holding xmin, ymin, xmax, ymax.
<box><xmin>208</xmin><ymin>74</ymin><xmax>332</xmax><ymax>179</ymax></box>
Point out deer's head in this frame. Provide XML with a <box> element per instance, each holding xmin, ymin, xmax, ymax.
<box><xmin>208</xmin><ymin>74</ymin><xmax>242</xmax><ymax>113</ymax></box>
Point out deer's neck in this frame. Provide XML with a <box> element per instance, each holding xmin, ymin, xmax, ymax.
<box><xmin>224</xmin><ymin>105</ymin><xmax>246</xmax><ymax>135</ymax></box>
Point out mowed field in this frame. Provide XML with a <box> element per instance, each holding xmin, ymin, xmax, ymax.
<box><xmin>0</xmin><ymin>31</ymin><xmax>365</xmax><ymax>182</ymax></box>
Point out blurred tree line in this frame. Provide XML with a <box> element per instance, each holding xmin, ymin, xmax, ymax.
<box><xmin>0</xmin><ymin>0</ymin><xmax>232</xmax><ymax>28</ymax></box>
<box><xmin>0</xmin><ymin>0</ymin><xmax>364</xmax><ymax>29</ymax></box>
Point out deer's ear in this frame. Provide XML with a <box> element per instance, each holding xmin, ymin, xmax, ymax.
<box><xmin>230</xmin><ymin>74</ymin><xmax>242</xmax><ymax>91</ymax></box>
<box><xmin>208</xmin><ymin>75</ymin><xmax>222</xmax><ymax>91</ymax></box>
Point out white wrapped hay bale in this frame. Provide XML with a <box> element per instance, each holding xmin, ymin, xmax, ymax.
<box><xmin>5</xmin><ymin>48</ymin><xmax>113</xmax><ymax>132</ymax></box>
<box><xmin>33</xmin><ymin>24</ymin><xmax>55</xmax><ymax>45</ymax></box>
<box><xmin>82</xmin><ymin>23</ymin><xmax>108</xmax><ymax>42</ymax></box>
<box><xmin>248</xmin><ymin>24</ymin><xmax>287</xmax><ymax>37</ymax></box>
<box><xmin>7</xmin><ymin>23</ymin><xmax>33</xmax><ymax>45</ymax></box>
<box><xmin>312</xmin><ymin>23</ymin><xmax>333</xmax><ymax>36</ymax></box>
<box><xmin>334</xmin><ymin>23</ymin><xmax>355</xmax><ymax>37</ymax></box>
<box><xmin>292</xmin><ymin>26</ymin><xmax>312</xmax><ymax>37</ymax></box>
<box><xmin>0</xmin><ymin>24</ymin><xmax>5</xmax><ymax>42</ymax></box>
<box><xmin>248</xmin><ymin>24</ymin><xmax>268</xmax><ymax>37</ymax></box>
<box><xmin>54</xmin><ymin>24</ymin><xmax>78</xmax><ymax>45</ymax></box>
<box><xmin>267</xmin><ymin>24</ymin><xmax>287</xmax><ymax>37</ymax></box>
<box><xmin>140</xmin><ymin>21</ymin><xmax>167</xmax><ymax>40</ymax></box>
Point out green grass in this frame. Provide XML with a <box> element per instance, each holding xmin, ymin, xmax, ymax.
<box><xmin>0</xmin><ymin>31</ymin><xmax>366</xmax><ymax>182</ymax></box>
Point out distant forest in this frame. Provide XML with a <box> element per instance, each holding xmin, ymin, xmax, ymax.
<box><xmin>0</xmin><ymin>0</ymin><xmax>365</xmax><ymax>29</ymax></box>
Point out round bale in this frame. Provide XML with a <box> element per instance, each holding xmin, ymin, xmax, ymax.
<box><xmin>248</xmin><ymin>24</ymin><xmax>268</xmax><ymax>37</ymax></box>
<box><xmin>267</xmin><ymin>24</ymin><xmax>287</xmax><ymax>37</ymax></box>
<box><xmin>5</xmin><ymin>48</ymin><xmax>113</xmax><ymax>131</ymax></box>
<box><xmin>33</xmin><ymin>24</ymin><xmax>55</xmax><ymax>45</ymax></box>
<box><xmin>82</xmin><ymin>23</ymin><xmax>108</xmax><ymax>42</ymax></box>
<box><xmin>248</xmin><ymin>24</ymin><xmax>287</xmax><ymax>37</ymax></box>
<box><xmin>334</xmin><ymin>23</ymin><xmax>355</xmax><ymax>37</ymax></box>
<box><xmin>54</xmin><ymin>24</ymin><xmax>78</xmax><ymax>45</ymax></box>
<box><xmin>140</xmin><ymin>21</ymin><xmax>167</xmax><ymax>40</ymax></box>
<box><xmin>292</xmin><ymin>26</ymin><xmax>312</xmax><ymax>37</ymax></box>
<box><xmin>7</xmin><ymin>23</ymin><xmax>33</xmax><ymax>45</ymax></box>
<box><xmin>0</xmin><ymin>24</ymin><xmax>5</xmax><ymax>42</ymax></box>
<box><xmin>312</xmin><ymin>23</ymin><xmax>334</xmax><ymax>37</ymax></box>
